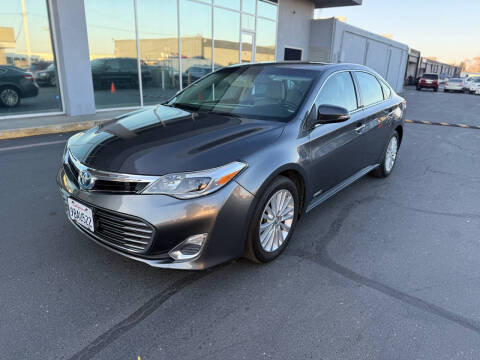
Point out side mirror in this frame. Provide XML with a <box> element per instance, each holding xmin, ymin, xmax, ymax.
<box><xmin>316</xmin><ymin>104</ymin><xmax>350</xmax><ymax>125</ymax></box>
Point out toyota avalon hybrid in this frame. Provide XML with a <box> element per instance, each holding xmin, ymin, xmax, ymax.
<box><xmin>57</xmin><ymin>62</ymin><xmax>406</xmax><ymax>270</ymax></box>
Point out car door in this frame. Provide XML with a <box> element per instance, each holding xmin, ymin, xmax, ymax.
<box><xmin>307</xmin><ymin>71</ymin><xmax>367</xmax><ymax>195</ymax></box>
<box><xmin>353</xmin><ymin>71</ymin><xmax>395</xmax><ymax>165</ymax></box>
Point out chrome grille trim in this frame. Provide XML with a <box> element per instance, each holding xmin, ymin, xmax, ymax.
<box><xmin>64</xmin><ymin>150</ymin><xmax>159</xmax><ymax>193</ymax></box>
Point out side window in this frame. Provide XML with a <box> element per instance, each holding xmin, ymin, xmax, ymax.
<box><xmin>355</xmin><ymin>72</ymin><xmax>384</xmax><ymax>106</ymax></box>
<box><xmin>380</xmin><ymin>80</ymin><xmax>391</xmax><ymax>99</ymax></box>
<box><xmin>315</xmin><ymin>72</ymin><xmax>358</xmax><ymax>112</ymax></box>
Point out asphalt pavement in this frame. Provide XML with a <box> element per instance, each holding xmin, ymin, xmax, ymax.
<box><xmin>1</xmin><ymin>88</ymin><xmax>480</xmax><ymax>360</ymax></box>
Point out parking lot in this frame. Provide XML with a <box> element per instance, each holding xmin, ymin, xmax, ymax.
<box><xmin>1</xmin><ymin>87</ymin><xmax>480</xmax><ymax>360</ymax></box>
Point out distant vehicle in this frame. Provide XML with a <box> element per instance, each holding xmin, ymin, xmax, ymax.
<box><xmin>0</xmin><ymin>66</ymin><xmax>39</xmax><ymax>107</ymax></box>
<box><xmin>470</xmin><ymin>78</ymin><xmax>480</xmax><ymax>95</ymax></box>
<box><xmin>417</xmin><ymin>73</ymin><xmax>439</xmax><ymax>92</ymax></box>
<box><xmin>90</xmin><ymin>58</ymin><xmax>152</xmax><ymax>89</ymax></box>
<box><xmin>463</xmin><ymin>76</ymin><xmax>479</xmax><ymax>92</ymax></box>
<box><xmin>28</xmin><ymin>61</ymin><xmax>52</xmax><ymax>74</ymax></box>
<box><xmin>444</xmin><ymin>78</ymin><xmax>465</xmax><ymax>93</ymax></box>
<box><xmin>34</xmin><ymin>63</ymin><xmax>57</xmax><ymax>87</ymax></box>
<box><xmin>182</xmin><ymin>65</ymin><xmax>213</xmax><ymax>87</ymax></box>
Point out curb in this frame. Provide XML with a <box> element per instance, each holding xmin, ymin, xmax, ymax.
<box><xmin>405</xmin><ymin>119</ymin><xmax>480</xmax><ymax>130</ymax></box>
<box><xmin>0</xmin><ymin>119</ymin><xmax>108</xmax><ymax>140</ymax></box>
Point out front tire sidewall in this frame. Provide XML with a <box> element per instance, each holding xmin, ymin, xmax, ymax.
<box><xmin>245</xmin><ymin>176</ymin><xmax>299</xmax><ymax>263</ymax></box>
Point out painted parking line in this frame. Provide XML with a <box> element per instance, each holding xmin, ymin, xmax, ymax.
<box><xmin>0</xmin><ymin>139</ymin><xmax>66</xmax><ymax>152</ymax></box>
<box><xmin>405</xmin><ymin>119</ymin><xmax>480</xmax><ymax>130</ymax></box>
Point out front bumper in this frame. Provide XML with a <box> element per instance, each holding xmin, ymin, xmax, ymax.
<box><xmin>57</xmin><ymin>166</ymin><xmax>255</xmax><ymax>269</ymax></box>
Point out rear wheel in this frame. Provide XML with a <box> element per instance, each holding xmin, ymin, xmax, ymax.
<box><xmin>244</xmin><ymin>176</ymin><xmax>299</xmax><ymax>263</ymax></box>
<box><xmin>371</xmin><ymin>131</ymin><xmax>399</xmax><ymax>178</ymax></box>
<box><xmin>0</xmin><ymin>86</ymin><xmax>20</xmax><ymax>107</ymax></box>
<box><xmin>434</xmin><ymin>87</ymin><xmax>438</xmax><ymax>92</ymax></box>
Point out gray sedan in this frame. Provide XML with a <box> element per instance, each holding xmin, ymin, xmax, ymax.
<box><xmin>57</xmin><ymin>62</ymin><xmax>406</xmax><ymax>269</ymax></box>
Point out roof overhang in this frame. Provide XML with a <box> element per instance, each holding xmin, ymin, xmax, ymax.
<box><xmin>313</xmin><ymin>0</ymin><xmax>362</xmax><ymax>8</ymax></box>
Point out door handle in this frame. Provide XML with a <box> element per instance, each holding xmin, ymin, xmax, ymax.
<box><xmin>355</xmin><ymin>123</ymin><xmax>366</xmax><ymax>133</ymax></box>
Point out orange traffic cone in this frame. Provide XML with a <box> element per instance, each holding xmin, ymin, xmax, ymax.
<box><xmin>110</xmin><ymin>82</ymin><xmax>116</xmax><ymax>94</ymax></box>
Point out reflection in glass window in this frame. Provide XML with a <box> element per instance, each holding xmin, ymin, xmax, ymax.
<box><xmin>214</xmin><ymin>8</ymin><xmax>240</xmax><ymax>67</ymax></box>
<box><xmin>241</xmin><ymin>33</ymin><xmax>253</xmax><ymax>63</ymax></box>
<box><xmin>241</xmin><ymin>14</ymin><xmax>255</xmax><ymax>31</ymax></box>
<box><xmin>180</xmin><ymin>0</ymin><xmax>212</xmax><ymax>88</ymax></box>
<box><xmin>242</xmin><ymin>0</ymin><xmax>256</xmax><ymax>14</ymax></box>
<box><xmin>215</xmin><ymin>0</ymin><xmax>240</xmax><ymax>10</ymax></box>
<box><xmin>85</xmin><ymin>0</ymin><xmax>141</xmax><ymax>108</ymax></box>
<box><xmin>316</xmin><ymin>72</ymin><xmax>357</xmax><ymax>112</ymax></box>
<box><xmin>0</xmin><ymin>0</ymin><xmax>61</xmax><ymax>116</ymax></box>
<box><xmin>355</xmin><ymin>72</ymin><xmax>383</xmax><ymax>106</ymax></box>
<box><xmin>137</xmin><ymin>0</ymin><xmax>179</xmax><ymax>105</ymax></box>
<box><xmin>258</xmin><ymin>1</ymin><xmax>277</xmax><ymax>20</ymax></box>
<box><xmin>256</xmin><ymin>18</ymin><xmax>276</xmax><ymax>62</ymax></box>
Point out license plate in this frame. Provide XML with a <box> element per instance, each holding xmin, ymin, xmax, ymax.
<box><xmin>68</xmin><ymin>198</ymin><xmax>94</xmax><ymax>232</ymax></box>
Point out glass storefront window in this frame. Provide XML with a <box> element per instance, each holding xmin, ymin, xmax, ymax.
<box><xmin>241</xmin><ymin>14</ymin><xmax>255</xmax><ymax>31</ymax></box>
<box><xmin>256</xmin><ymin>18</ymin><xmax>276</xmax><ymax>62</ymax></box>
<box><xmin>258</xmin><ymin>1</ymin><xmax>277</xmax><ymax>20</ymax></box>
<box><xmin>0</xmin><ymin>0</ymin><xmax>61</xmax><ymax>116</ymax></box>
<box><xmin>180</xmin><ymin>0</ymin><xmax>212</xmax><ymax>88</ymax></box>
<box><xmin>214</xmin><ymin>8</ymin><xmax>240</xmax><ymax>67</ymax></box>
<box><xmin>215</xmin><ymin>0</ymin><xmax>240</xmax><ymax>11</ymax></box>
<box><xmin>137</xmin><ymin>0</ymin><xmax>179</xmax><ymax>105</ymax></box>
<box><xmin>85</xmin><ymin>0</ymin><xmax>141</xmax><ymax>109</ymax></box>
<box><xmin>242</xmin><ymin>0</ymin><xmax>256</xmax><ymax>14</ymax></box>
<box><xmin>241</xmin><ymin>33</ymin><xmax>254</xmax><ymax>63</ymax></box>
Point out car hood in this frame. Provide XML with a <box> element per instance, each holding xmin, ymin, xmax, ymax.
<box><xmin>68</xmin><ymin>105</ymin><xmax>285</xmax><ymax>175</ymax></box>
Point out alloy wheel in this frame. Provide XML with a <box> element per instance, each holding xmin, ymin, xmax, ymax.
<box><xmin>259</xmin><ymin>189</ymin><xmax>295</xmax><ymax>252</ymax></box>
<box><xmin>0</xmin><ymin>89</ymin><xmax>19</xmax><ymax>107</ymax></box>
<box><xmin>385</xmin><ymin>136</ymin><xmax>398</xmax><ymax>173</ymax></box>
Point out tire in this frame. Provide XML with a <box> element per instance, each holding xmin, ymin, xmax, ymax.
<box><xmin>0</xmin><ymin>86</ymin><xmax>21</xmax><ymax>107</ymax></box>
<box><xmin>244</xmin><ymin>176</ymin><xmax>299</xmax><ymax>263</ymax></box>
<box><xmin>371</xmin><ymin>131</ymin><xmax>400</xmax><ymax>178</ymax></box>
<box><xmin>416</xmin><ymin>87</ymin><xmax>421</xmax><ymax>91</ymax></box>
<box><xmin>434</xmin><ymin>87</ymin><xmax>438</xmax><ymax>92</ymax></box>
<box><xmin>444</xmin><ymin>89</ymin><xmax>448</xmax><ymax>93</ymax></box>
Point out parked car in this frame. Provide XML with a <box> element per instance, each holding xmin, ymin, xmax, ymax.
<box><xmin>417</xmin><ymin>73</ymin><xmax>439</xmax><ymax>91</ymax></box>
<box><xmin>444</xmin><ymin>78</ymin><xmax>465</xmax><ymax>93</ymax></box>
<box><xmin>470</xmin><ymin>77</ymin><xmax>480</xmax><ymax>95</ymax></box>
<box><xmin>34</xmin><ymin>63</ymin><xmax>57</xmax><ymax>87</ymax></box>
<box><xmin>466</xmin><ymin>77</ymin><xmax>480</xmax><ymax>94</ymax></box>
<box><xmin>90</xmin><ymin>58</ymin><xmax>152</xmax><ymax>89</ymax></box>
<box><xmin>0</xmin><ymin>65</ymin><xmax>39</xmax><ymax>107</ymax></box>
<box><xmin>58</xmin><ymin>62</ymin><xmax>406</xmax><ymax>270</ymax></box>
<box><xmin>182</xmin><ymin>65</ymin><xmax>214</xmax><ymax>87</ymax></box>
<box><xmin>28</xmin><ymin>61</ymin><xmax>52</xmax><ymax>74</ymax></box>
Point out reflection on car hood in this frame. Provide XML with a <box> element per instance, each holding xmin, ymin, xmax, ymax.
<box><xmin>68</xmin><ymin>105</ymin><xmax>285</xmax><ymax>175</ymax></box>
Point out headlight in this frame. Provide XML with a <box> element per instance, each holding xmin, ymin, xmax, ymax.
<box><xmin>141</xmin><ymin>161</ymin><xmax>247</xmax><ymax>199</ymax></box>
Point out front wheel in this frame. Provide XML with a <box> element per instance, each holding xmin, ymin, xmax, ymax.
<box><xmin>371</xmin><ymin>131</ymin><xmax>399</xmax><ymax>178</ymax></box>
<box><xmin>244</xmin><ymin>176</ymin><xmax>299</xmax><ymax>263</ymax></box>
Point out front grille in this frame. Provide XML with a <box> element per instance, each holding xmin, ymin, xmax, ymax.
<box><xmin>94</xmin><ymin>207</ymin><xmax>154</xmax><ymax>253</ymax></box>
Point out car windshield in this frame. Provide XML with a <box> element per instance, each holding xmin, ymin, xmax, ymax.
<box><xmin>474</xmin><ymin>78</ymin><xmax>480</xmax><ymax>83</ymax></box>
<box><xmin>169</xmin><ymin>65</ymin><xmax>318</xmax><ymax>122</ymax></box>
<box><xmin>422</xmin><ymin>74</ymin><xmax>438</xmax><ymax>80</ymax></box>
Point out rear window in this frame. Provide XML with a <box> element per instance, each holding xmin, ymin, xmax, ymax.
<box><xmin>355</xmin><ymin>72</ymin><xmax>384</xmax><ymax>106</ymax></box>
<box><xmin>449</xmin><ymin>78</ymin><xmax>463</xmax><ymax>83</ymax></box>
<box><xmin>422</xmin><ymin>74</ymin><xmax>438</xmax><ymax>80</ymax></box>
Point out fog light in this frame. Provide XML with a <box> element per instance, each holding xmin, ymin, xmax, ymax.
<box><xmin>169</xmin><ymin>234</ymin><xmax>207</xmax><ymax>261</ymax></box>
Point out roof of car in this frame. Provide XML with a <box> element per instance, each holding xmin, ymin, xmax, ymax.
<box><xmin>227</xmin><ymin>61</ymin><xmax>375</xmax><ymax>72</ymax></box>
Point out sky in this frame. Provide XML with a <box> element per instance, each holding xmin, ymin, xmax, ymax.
<box><xmin>316</xmin><ymin>0</ymin><xmax>480</xmax><ymax>64</ymax></box>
